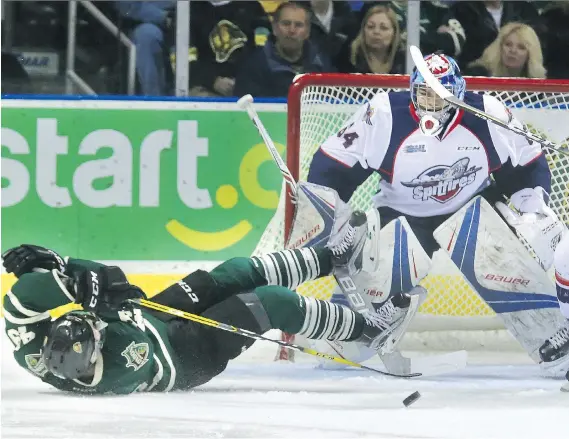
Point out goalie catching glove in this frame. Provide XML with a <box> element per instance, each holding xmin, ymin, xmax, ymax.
<box><xmin>74</xmin><ymin>266</ymin><xmax>146</xmax><ymax>314</ymax></box>
<box><xmin>495</xmin><ymin>187</ymin><xmax>566</xmax><ymax>271</ymax></box>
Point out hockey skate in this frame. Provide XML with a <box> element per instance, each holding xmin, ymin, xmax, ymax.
<box><xmin>355</xmin><ymin>286</ymin><xmax>427</xmax><ymax>354</ymax></box>
<box><xmin>328</xmin><ymin>210</ymin><xmax>368</xmax><ymax>276</ymax></box>
<box><xmin>539</xmin><ymin>320</ymin><xmax>569</xmax><ymax>376</ymax></box>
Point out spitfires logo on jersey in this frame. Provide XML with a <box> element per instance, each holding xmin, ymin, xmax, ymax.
<box><xmin>425</xmin><ymin>54</ymin><xmax>451</xmax><ymax>77</ymax></box>
<box><xmin>401</xmin><ymin>157</ymin><xmax>482</xmax><ymax>203</ymax></box>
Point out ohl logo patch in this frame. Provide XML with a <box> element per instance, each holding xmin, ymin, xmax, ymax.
<box><xmin>401</xmin><ymin>158</ymin><xmax>482</xmax><ymax>203</ymax></box>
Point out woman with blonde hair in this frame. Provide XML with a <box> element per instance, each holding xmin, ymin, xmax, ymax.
<box><xmin>335</xmin><ymin>5</ymin><xmax>405</xmax><ymax>75</ymax></box>
<box><xmin>465</xmin><ymin>22</ymin><xmax>546</xmax><ymax>79</ymax></box>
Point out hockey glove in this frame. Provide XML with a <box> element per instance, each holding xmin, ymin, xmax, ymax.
<box><xmin>2</xmin><ymin>244</ymin><xmax>66</xmax><ymax>278</ymax></box>
<box><xmin>74</xmin><ymin>266</ymin><xmax>147</xmax><ymax>314</ymax></box>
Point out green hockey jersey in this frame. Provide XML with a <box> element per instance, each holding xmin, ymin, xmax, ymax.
<box><xmin>3</xmin><ymin>259</ymin><xmax>182</xmax><ymax>394</ymax></box>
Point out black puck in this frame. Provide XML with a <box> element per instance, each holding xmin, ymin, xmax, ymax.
<box><xmin>403</xmin><ymin>391</ymin><xmax>421</xmax><ymax>407</ymax></box>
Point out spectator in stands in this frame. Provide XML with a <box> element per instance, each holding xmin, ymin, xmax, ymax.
<box><xmin>188</xmin><ymin>1</ymin><xmax>270</xmax><ymax>97</ymax></box>
<box><xmin>444</xmin><ymin>1</ymin><xmax>539</xmax><ymax>67</ymax></box>
<box><xmin>308</xmin><ymin>0</ymin><xmax>358</xmax><ymax>62</ymax></box>
<box><xmin>114</xmin><ymin>1</ymin><xmax>175</xmax><ymax>96</ymax></box>
<box><xmin>335</xmin><ymin>5</ymin><xmax>404</xmax><ymax>75</ymax></box>
<box><xmin>357</xmin><ymin>1</ymin><xmax>466</xmax><ymax>59</ymax></box>
<box><xmin>537</xmin><ymin>1</ymin><xmax>569</xmax><ymax>79</ymax></box>
<box><xmin>234</xmin><ymin>2</ymin><xmax>333</xmax><ymax>98</ymax></box>
<box><xmin>465</xmin><ymin>22</ymin><xmax>546</xmax><ymax>79</ymax></box>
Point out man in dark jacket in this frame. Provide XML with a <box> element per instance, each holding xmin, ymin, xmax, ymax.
<box><xmin>234</xmin><ymin>2</ymin><xmax>333</xmax><ymax>98</ymax></box>
<box><xmin>308</xmin><ymin>0</ymin><xmax>358</xmax><ymax>62</ymax></box>
<box><xmin>114</xmin><ymin>1</ymin><xmax>175</xmax><ymax>96</ymax></box>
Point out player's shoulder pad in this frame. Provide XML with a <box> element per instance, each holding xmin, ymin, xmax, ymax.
<box><xmin>387</xmin><ymin>90</ymin><xmax>412</xmax><ymax>111</ymax></box>
<box><xmin>356</xmin><ymin>91</ymin><xmax>393</xmax><ymax>127</ymax></box>
<box><xmin>481</xmin><ymin>93</ymin><xmax>511</xmax><ymax>124</ymax></box>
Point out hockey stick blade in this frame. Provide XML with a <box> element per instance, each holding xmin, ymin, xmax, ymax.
<box><xmin>561</xmin><ymin>381</ymin><xmax>569</xmax><ymax>393</ymax></box>
<box><xmin>379</xmin><ymin>349</ymin><xmax>468</xmax><ymax>377</ymax></box>
<box><xmin>409</xmin><ymin>46</ymin><xmax>569</xmax><ymax>158</ymax></box>
<box><xmin>131</xmin><ymin>298</ymin><xmax>421</xmax><ymax>378</ymax></box>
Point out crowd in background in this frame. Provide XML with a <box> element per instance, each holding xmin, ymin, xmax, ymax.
<box><xmin>2</xmin><ymin>1</ymin><xmax>569</xmax><ymax>97</ymax></box>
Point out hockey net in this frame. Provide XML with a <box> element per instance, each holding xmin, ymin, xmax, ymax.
<box><xmin>254</xmin><ymin>74</ymin><xmax>569</xmax><ymax>355</ymax></box>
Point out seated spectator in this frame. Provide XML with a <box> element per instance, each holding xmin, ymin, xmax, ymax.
<box><xmin>234</xmin><ymin>2</ymin><xmax>333</xmax><ymax>98</ymax></box>
<box><xmin>114</xmin><ymin>1</ymin><xmax>175</xmax><ymax>96</ymax></box>
<box><xmin>308</xmin><ymin>0</ymin><xmax>358</xmax><ymax>61</ymax></box>
<box><xmin>335</xmin><ymin>5</ymin><xmax>404</xmax><ymax>75</ymax></box>
<box><xmin>445</xmin><ymin>1</ymin><xmax>539</xmax><ymax>67</ymax></box>
<box><xmin>188</xmin><ymin>1</ymin><xmax>270</xmax><ymax>97</ymax></box>
<box><xmin>465</xmin><ymin>22</ymin><xmax>546</xmax><ymax>79</ymax></box>
<box><xmin>537</xmin><ymin>1</ymin><xmax>569</xmax><ymax>79</ymax></box>
<box><xmin>357</xmin><ymin>1</ymin><xmax>466</xmax><ymax>59</ymax></box>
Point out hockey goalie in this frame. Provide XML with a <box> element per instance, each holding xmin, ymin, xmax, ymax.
<box><xmin>284</xmin><ymin>52</ymin><xmax>569</xmax><ymax>377</ymax></box>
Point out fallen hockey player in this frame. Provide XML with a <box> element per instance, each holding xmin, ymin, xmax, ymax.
<box><xmin>1</xmin><ymin>212</ymin><xmax>415</xmax><ymax>394</ymax></box>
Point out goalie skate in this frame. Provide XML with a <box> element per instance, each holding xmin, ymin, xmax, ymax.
<box><xmin>539</xmin><ymin>321</ymin><xmax>569</xmax><ymax>376</ymax></box>
<box><xmin>328</xmin><ymin>210</ymin><xmax>368</xmax><ymax>277</ymax></box>
<box><xmin>356</xmin><ymin>286</ymin><xmax>426</xmax><ymax>354</ymax></box>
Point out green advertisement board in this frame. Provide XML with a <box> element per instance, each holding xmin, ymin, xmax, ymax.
<box><xmin>1</xmin><ymin>100</ymin><xmax>287</xmax><ymax>260</ymax></box>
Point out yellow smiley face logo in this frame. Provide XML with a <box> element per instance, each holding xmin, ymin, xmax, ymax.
<box><xmin>165</xmin><ymin>142</ymin><xmax>285</xmax><ymax>252</ymax></box>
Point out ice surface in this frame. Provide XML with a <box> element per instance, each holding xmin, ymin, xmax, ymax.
<box><xmin>2</xmin><ymin>333</ymin><xmax>568</xmax><ymax>439</ymax></box>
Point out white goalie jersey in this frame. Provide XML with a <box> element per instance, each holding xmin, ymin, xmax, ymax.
<box><xmin>308</xmin><ymin>90</ymin><xmax>544</xmax><ymax>218</ymax></box>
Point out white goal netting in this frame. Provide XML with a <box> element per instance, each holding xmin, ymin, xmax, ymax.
<box><xmin>254</xmin><ymin>74</ymin><xmax>569</xmax><ymax>350</ymax></box>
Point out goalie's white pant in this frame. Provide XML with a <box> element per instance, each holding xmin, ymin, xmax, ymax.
<box><xmin>555</xmin><ymin>233</ymin><xmax>569</xmax><ymax>320</ymax></box>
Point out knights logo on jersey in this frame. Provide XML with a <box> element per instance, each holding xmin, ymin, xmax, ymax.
<box><xmin>121</xmin><ymin>342</ymin><xmax>150</xmax><ymax>371</ymax></box>
<box><xmin>363</xmin><ymin>104</ymin><xmax>374</xmax><ymax>126</ymax></box>
<box><xmin>25</xmin><ymin>353</ymin><xmax>49</xmax><ymax>378</ymax></box>
<box><xmin>401</xmin><ymin>157</ymin><xmax>482</xmax><ymax>203</ymax></box>
<box><xmin>425</xmin><ymin>54</ymin><xmax>451</xmax><ymax>77</ymax></box>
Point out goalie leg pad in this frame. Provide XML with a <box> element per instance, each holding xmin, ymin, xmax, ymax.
<box><xmin>434</xmin><ymin>196</ymin><xmax>566</xmax><ymax>363</ymax></box>
<box><xmin>315</xmin><ymin>216</ymin><xmax>432</xmax><ymax>365</ymax></box>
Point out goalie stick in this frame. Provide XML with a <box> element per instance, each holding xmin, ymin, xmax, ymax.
<box><xmin>237</xmin><ymin>94</ymin><xmax>467</xmax><ymax>377</ymax></box>
<box><xmin>409</xmin><ymin>45</ymin><xmax>569</xmax><ymax>158</ymax></box>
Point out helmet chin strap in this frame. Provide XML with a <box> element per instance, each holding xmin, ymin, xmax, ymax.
<box><xmin>419</xmin><ymin>114</ymin><xmax>443</xmax><ymax>136</ymax></box>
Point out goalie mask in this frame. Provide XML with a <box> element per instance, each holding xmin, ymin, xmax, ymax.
<box><xmin>410</xmin><ymin>53</ymin><xmax>466</xmax><ymax>137</ymax></box>
<box><xmin>42</xmin><ymin>310</ymin><xmax>107</xmax><ymax>380</ymax></box>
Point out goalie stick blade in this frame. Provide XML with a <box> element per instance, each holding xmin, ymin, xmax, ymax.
<box><xmin>379</xmin><ymin>349</ymin><xmax>468</xmax><ymax>377</ymax></box>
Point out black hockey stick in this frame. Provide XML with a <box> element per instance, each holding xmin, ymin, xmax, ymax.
<box><xmin>130</xmin><ymin>298</ymin><xmax>420</xmax><ymax>378</ymax></box>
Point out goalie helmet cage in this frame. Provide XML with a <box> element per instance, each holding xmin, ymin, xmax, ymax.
<box><xmin>263</xmin><ymin>74</ymin><xmax>568</xmax><ymax>360</ymax></box>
